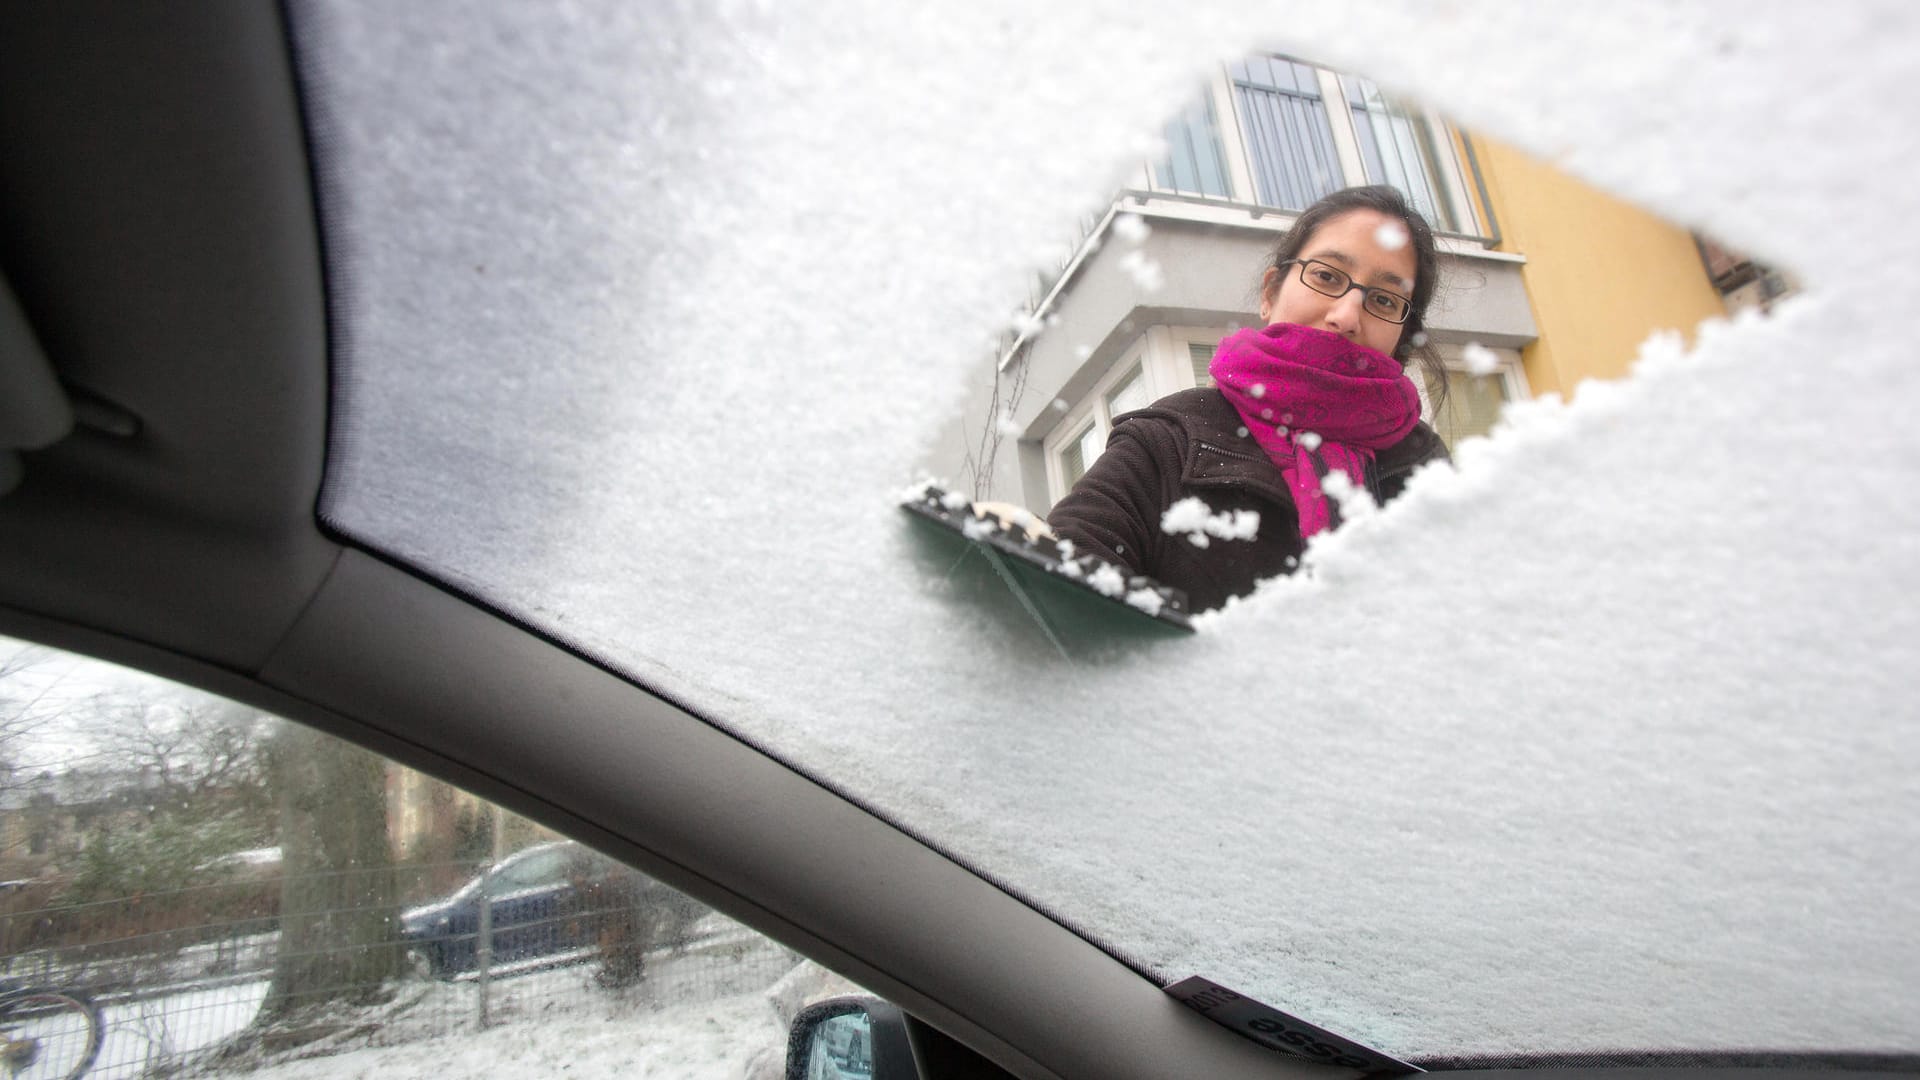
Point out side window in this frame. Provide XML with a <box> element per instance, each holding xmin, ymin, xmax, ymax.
<box><xmin>0</xmin><ymin>635</ymin><xmax>841</xmax><ymax>1078</ymax></box>
<box><xmin>1044</xmin><ymin>355</ymin><xmax>1153</xmax><ymax>503</ymax></box>
<box><xmin>1227</xmin><ymin>56</ymin><xmax>1342</xmax><ymax>210</ymax></box>
<box><xmin>1057</xmin><ymin>418</ymin><xmax>1103</xmax><ymax>490</ymax></box>
<box><xmin>1103</xmin><ymin>365</ymin><xmax>1149</xmax><ymax>418</ymax></box>
<box><xmin>1189</xmin><ymin>340</ymin><xmax>1216</xmax><ymax>389</ymax></box>
<box><xmin>1339</xmin><ymin>74</ymin><xmax>1462</xmax><ymax>233</ymax></box>
<box><xmin>1420</xmin><ymin>343</ymin><xmax>1529</xmax><ymax>449</ymax></box>
<box><xmin>1152</xmin><ymin>92</ymin><xmax>1232</xmax><ymax>199</ymax></box>
<box><xmin>1044</xmin><ymin>330</ymin><xmax>1238</xmax><ymax>507</ymax></box>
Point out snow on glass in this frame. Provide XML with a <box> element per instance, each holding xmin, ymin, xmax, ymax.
<box><xmin>1160</xmin><ymin>496</ymin><xmax>1260</xmax><ymax>549</ymax></box>
<box><xmin>1118</xmin><ymin>248</ymin><xmax>1164</xmax><ymax>292</ymax></box>
<box><xmin>1086</xmin><ymin>562</ymin><xmax>1128</xmax><ymax>597</ymax></box>
<box><xmin>1317</xmin><ymin>470</ymin><xmax>1377</xmax><ymax>524</ymax></box>
<box><xmin>1111</xmin><ymin>213</ymin><xmax>1152</xmax><ymax>244</ymax></box>
<box><xmin>1461</xmin><ymin>342</ymin><xmax>1501</xmax><ymax>376</ymax></box>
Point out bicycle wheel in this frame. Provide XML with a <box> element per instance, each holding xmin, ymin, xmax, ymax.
<box><xmin>0</xmin><ymin>989</ymin><xmax>102</xmax><ymax>1080</ymax></box>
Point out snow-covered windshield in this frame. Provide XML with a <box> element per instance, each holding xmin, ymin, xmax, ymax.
<box><xmin>299</xmin><ymin>0</ymin><xmax>1919</xmax><ymax>1061</ymax></box>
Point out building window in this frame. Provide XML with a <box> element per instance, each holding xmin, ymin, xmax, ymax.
<box><xmin>1153</xmin><ymin>94</ymin><xmax>1232</xmax><ymax>199</ymax></box>
<box><xmin>1228</xmin><ymin>56</ymin><xmax>1344</xmax><ymax>211</ymax></box>
<box><xmin>1136</xmin><ymin>55</ymin><xmax>1483</xmax><ymax>240</ymax></box>
<box><xmin>1104</xmin><ymin>365</ymin><xmax>1150</xmax><ymax>417</ymax></box>
<box><xmin>1058</xmin><ymin>418</ymin><xmax>1103</xmax><ymax>489</ymax></box>
<box><xmin>1045</xmin><ymin>331</ymin><xmax>1236</xmax><ymax>505</ymax></box>
<box><xmin>1188</xmin><ymin>340</ymin><xmax>1216</xmax><ymax>389</ymax></box>
<box><xmin>1045</xmin><ymin>351</ymin><xmax>1170</xmax><ymax>502</ymax></box>
<box><xmin>1695</xmin><ymin>233</ymin><xmax>1796</xmax><ymax>314</ymax></box>
<box><xmin>1418</xmin><ymin>344</ymin><xmax>1529</xmax><ymax>449</ymax></box>
<box><xmin>1340</xmin><ymin>75</ymin><xmax>1460</xmax><ymax>233</ymax></box>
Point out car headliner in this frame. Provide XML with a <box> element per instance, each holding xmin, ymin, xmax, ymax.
<box><xmin>2</xmin><ymin>2</ymin><xmax>1917</xmax><ymax>1078</ymax></box>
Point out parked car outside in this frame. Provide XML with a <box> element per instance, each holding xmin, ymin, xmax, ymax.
<box><xmin>399</xmin><ymin>840</ymin><xmax>708</xmax><ymax>981</ymax></box>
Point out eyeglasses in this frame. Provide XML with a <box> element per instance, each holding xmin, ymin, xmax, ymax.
<box><xmin>1279</xmin><ymin>259</ymin><xmax>1412</xmax><ymax>324</ymax></box>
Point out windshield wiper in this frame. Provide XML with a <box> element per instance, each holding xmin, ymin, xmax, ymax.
<box><xmin>1168</xmin><ymin>976</ymin><xmax>1423</xmax><ymax>1076</ymax></box>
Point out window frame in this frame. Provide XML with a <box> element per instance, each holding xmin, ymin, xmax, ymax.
<box><xmin>1042</xmin><ymin>339</ymin><xmax>1176</xmax><ymax>502</ymax></box>
<box><xmin>1416</xmin><ymin>342</ymin><xmax>1531</xmax><ymax>448</ymax></box>
<box><xmin>1166</xmin><ymin>325</ymin><xmax>1232</xmax><ymax>391</ymax></box>
<box><xmin>1045</xmin><ymin>329</ymin><xmax>1235</xmax><ymax>504</ymax></box>
<box><xmin>1139</xmin><ymin>55</ymin><xmax>1484</xmax><ymax>242</ymax></box>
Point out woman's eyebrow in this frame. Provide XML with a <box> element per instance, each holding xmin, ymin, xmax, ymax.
<box><xmin>1306</xmin><ymin>248</ymin><xmax>1356</xmax><ymax>269</ymax></box>
<box><xmin>1308</xmin><ymin>248</ymin><xmax>1412</xmax><ymax>291</ymax></box>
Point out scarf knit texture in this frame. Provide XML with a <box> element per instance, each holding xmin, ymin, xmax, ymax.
<box><xmin>1208</xmin><ymin>323</ymin><xmax>1421</xmax><ymax>537</ymax></box>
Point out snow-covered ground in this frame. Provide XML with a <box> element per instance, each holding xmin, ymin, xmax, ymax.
<box><xmin>241</xmin><ymin>985</ymin><xmax>787</xmax><ymax>1080</ymax></box>
<box><xmin>95</xmin><ymin>981</ymin><xmax>271</xmax><ymax>1079</ymax></box>
<box><xmin>78</xmin><ymin>926</ymin><xmax>802</xmax><ymax>1079</ymax></box>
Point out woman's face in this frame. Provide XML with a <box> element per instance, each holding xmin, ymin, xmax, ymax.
<box><xmin>1260</xmin><ymin>208</ymin><xmax>1418</xmax><ymax>357</ymax></box>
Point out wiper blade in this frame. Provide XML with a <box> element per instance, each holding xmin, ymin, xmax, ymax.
<box><xmin>1168</xmin><ymin>976</ymin><xmax>1423</xmax><ymax>1077</ymax></box>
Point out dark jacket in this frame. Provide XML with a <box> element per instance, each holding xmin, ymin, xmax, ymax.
<box><xmin>1046</xmin><ymin>387</ymin><xmax>1449</xmax><ymax>614</ymax></box>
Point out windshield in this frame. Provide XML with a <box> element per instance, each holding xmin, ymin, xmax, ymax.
<box><xmin>295</xmin><ymin>0</ymin><xmax>1917</xmax><ymax>1062</ymax></box>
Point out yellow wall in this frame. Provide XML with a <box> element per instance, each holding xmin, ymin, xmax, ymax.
<box><xmin>1460</xmin><ymin>133</ymin><xmax>1727</xmax><ymax>398</ymax></box>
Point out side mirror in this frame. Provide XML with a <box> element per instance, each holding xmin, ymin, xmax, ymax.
<box><xmin>787</xmin><ymin>996</ymin><xmax>916</xmax><ymax>1080</ymax></box>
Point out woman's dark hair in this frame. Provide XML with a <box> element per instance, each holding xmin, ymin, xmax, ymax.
<box><xmin>1262</xmin><ymin>185</ymin><xmax>1447</xmax><ymax>410</ymax></box>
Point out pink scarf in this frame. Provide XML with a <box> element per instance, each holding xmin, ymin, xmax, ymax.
<box><xmin>1209</xmin><ymin>324</ymin><xmax>1421</xmax><ymax>537</ymax></box>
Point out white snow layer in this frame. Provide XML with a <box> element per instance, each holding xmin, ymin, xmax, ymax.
<box><xmin>307</xmin><ymin>0</ymin><xmax>1920</xmax><ymax>1059</ymax></box>
<box><xmin>1162</xmin><ymin>496</ymin><xmax>1261</xmax><ymax>547</ymax></box>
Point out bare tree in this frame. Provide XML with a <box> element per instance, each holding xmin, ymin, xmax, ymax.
<box><xmin>258</xmin><ymin>723</ymin><xmax>401</xmax><ymax>1022</ymax></box>
<box><xmin>0</xmin><ymin>642</ymin><xmax>61</xmax><ymax>797</ymax></box>
<box><xmin>55</xmin><ymin>688</ymin><xmax>277</xmax><ymax>904</ymax></box>
<box><xmin>85</xmin><ymin>693</ymin><xmax>273</xmax><ymax>823</ymax></box>
<box><xmin>0</xmin><ymin>643</ymin><xmax>78</xmax><ymax>865</ymax></box>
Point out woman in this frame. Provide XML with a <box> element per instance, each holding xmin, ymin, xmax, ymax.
<box><xmin>1046</xmin><ymin>185</ymin><xmax>1451</xmax><ymax>614</ymax></box>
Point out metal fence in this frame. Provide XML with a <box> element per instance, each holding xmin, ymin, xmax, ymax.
<box><xmin>1</xmin><ymin>855</ymin><xmax>802</xmax><ymax>1078</ymax></box>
